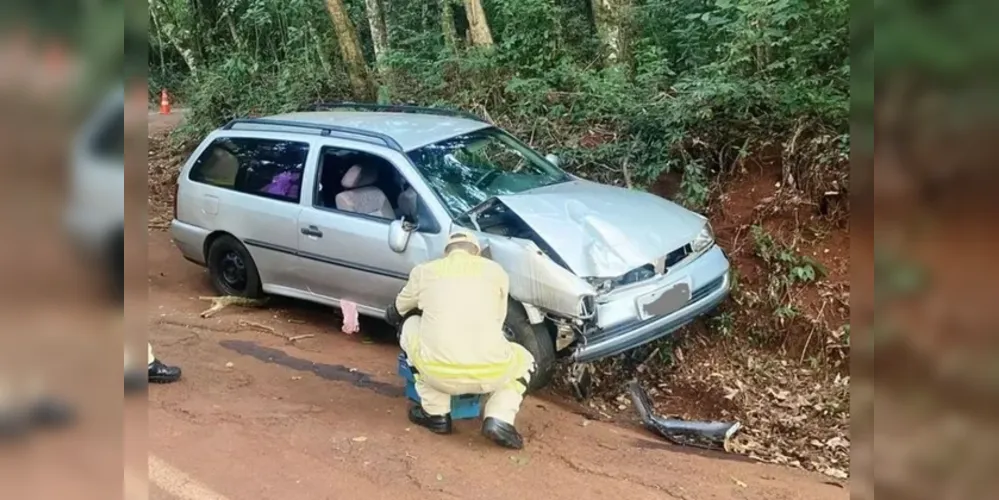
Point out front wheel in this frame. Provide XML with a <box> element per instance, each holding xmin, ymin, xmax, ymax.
<box><xmin>503</xmin><ymin>301</ymin><xmax>556</xmax><ymax>393</ymax></box>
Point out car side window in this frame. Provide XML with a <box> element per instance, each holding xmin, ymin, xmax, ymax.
<box><xmin>313</xmin><ymin>146</ymin><xmax>440</xmax><ymax>232</ymax></box>
<box><xmin>189</xmin><ymin>137</ymin><xmax>310</xmax><ymax>203</ymax></box>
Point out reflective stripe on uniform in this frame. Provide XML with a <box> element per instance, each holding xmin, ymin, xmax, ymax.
<box><xmin>406</xmin><ymin>328</ymin><xmax>529</xmax><ymax>382</ymax></box>
<box><xmin>418</xmin><ymin>359</ymin><xmax>512</xmax><ymax>380</ymax></box>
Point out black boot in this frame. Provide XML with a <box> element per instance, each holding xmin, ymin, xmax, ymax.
<box><xmin>148</xmin><ymin>359</ymin><xmax>182</xmax><ymax>384</ymax></box>
<box><xmin>482</xmin><ymin>417</ymin><xmax>524</xmax><ymax>450</ymax></box>
<box><xmin>408</xmin><ymin>405</ymin><xmax>452</xmax><ymax>435</ymax></box>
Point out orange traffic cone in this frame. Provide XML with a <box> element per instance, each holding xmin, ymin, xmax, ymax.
<box><xmin>159</xmin><ymin>89</ymin><xmax>171</xmax><ymax>114</ymax></box>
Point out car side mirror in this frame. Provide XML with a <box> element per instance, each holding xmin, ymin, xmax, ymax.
<box><xmin>388</xmin><ymin>218</ymin><xmax>415</xmax><ymax>253</ymax></box>
<box><xmin>545</xmin><ymin>153</ymin><xmax>560</xmax><ymax>167</ymax></box>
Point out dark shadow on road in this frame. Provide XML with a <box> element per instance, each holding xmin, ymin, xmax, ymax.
<box><xmin>219</xmin><ymin>339</ymin><xmax>405</xmax><ymax>397</ymax></box>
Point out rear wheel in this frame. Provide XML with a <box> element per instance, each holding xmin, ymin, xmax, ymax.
<box><xmin>206</xmin><ymin>235</ymin><xmax>264</xmax><ymax>298</ymax></box>
<box><xmin>503</xmin><ymin>301</ymin><xmax>556</xmax><ymax>393</ymax></box>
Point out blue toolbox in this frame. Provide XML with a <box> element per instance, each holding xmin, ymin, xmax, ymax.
<box><xmin>397</xmin><ymin>353</ymin><xmax>482</xmax><ymax>420</ymax></box>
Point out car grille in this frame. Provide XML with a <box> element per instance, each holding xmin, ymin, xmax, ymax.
<box><xmin>604</xmin><ymin>244</ymin><xmax>697</xmax><ymax>290</ymax></box>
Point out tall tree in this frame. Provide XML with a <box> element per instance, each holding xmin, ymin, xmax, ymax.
<box><xmin>148</xmin><ymin>0</ymin><xmax>199</xmax><ymax>75</ymax></box>
<box><xmin>590</xmin><ymin>0</ymin><xmax>631</xmax><ymax>66</ymax></box>
<box><xmin>462</xmin><ymin>0</ymin><xmax>493</xmax><ymax>48</ymax></box>
<box><xmin>441</xmin><ymin>0</ymin><xmax>458</xmax><ymax>52</ymax></box>
<box><xmin>364</xmin><ymin>0</ymin><xmax>390</xmax><ymax>72</ymax></box>
<box><xmin>324</xmin><ymin>0</ymin><xmax>376</xmax><ymax>100</ymax></box>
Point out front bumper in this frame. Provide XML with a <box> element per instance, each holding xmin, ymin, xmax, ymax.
<box><xmin>570</xmin><ymin>246</ymin><xmax>731</xmax><ymax>363</ymax></box>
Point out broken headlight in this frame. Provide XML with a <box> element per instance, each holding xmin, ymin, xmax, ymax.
<box><xmin>585</xmin><ymin>277</ymin><xmax>614</xmax><ymax>294</ymax></box>
<box><xmin>691</xmin><ymin>222</ymin><xmax>715</xmax><ymax>254</ymax></box>
<box><xmin>585</xmin><ymin>264</ymin><xmax>656</xmax><ymax>293</ymax></box>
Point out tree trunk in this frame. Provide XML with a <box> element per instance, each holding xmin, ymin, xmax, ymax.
<box><xmin>148</xmin><ymin>8</ymin><xmax>166</xmax><ymax>72</ymax></box>
<box><xmin>590</xmin><ymin>0</ymin><xmax>631</xmax><ymax>67</ymax></box>
<box><xmin>324</xmin><ymin>0</ymin><xmax>376</xmax><ymax>100</ymax></box>
<box><xmin>441</xmin><ymin>0</ymin><xmax>458</xmax><ymax>52</ymax></box>
<box><xmin>149</xmin><ymin>0</ymin><xmax>198</xmax><ymax>75</ymax></box>
<box><xmin>462</xmin><ymin>0</ymin><xmax>494</xmax><ymax>48</ymax></box>
<box><xmin>308</xmin><ymin>21</ymin><xmax>334</xmax><ymax>77</ymax></box>
<box><xmin>364</xmin><ymin>0</ymin><xmax>390</xmax><ymax>72</ymax></box>
<box><xmin>224</xmin><ymin>12</ymin><xmax>243</xmax><ymax>52</ymax></box>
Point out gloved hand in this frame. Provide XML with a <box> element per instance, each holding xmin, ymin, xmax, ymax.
<box><xmin>385</xmin><ymin>302</ymin><xmax>403</xmax><ymax>328</ymax></box>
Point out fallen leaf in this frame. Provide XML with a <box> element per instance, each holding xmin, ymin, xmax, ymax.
<box><xmin>436</xmin><ymin>473</ymin><xmax>443</xmax><ymax>481</ymax></box>
<box><xmin>509</xmin><ymin>455</ymin><xmax>530</xmax><ymax>466</ymax></box>
<box><xmin>225</xmin><ymin>362</ymin><xmax>234</xmax><ymax>368</ymax></box>
<box><xmin>351</xmin><ymin>436</ymin><xmax>368</xmax><ymax>442</ymax></box>
<box><xmin>822</xmin><ymin>468</ymin><xmax>848</xmax><ymax>479</ymax></box>
<box><xmin>723</xmin><ymin>386</ymin><xmax>739</xmax><ymax>400</ymax></box>
<box><xmin>824</xmin><ymin>436</ymin><xmax>849</xmax><ymax>449</ymax></box>
<box><xmin>291</xmin><ymin>376</ymin><xmax>302</xmax><ymax>381</ymax></box>
<box><xmin>731</xmin><ymin>476</ymin><xmax>747</xmax><ymax>488</ymax></box>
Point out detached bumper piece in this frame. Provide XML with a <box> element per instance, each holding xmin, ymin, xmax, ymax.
<box><xmin>628</xmin><ymin>381</ymin><xmax>741</xmax><ymax>452</ymax></box>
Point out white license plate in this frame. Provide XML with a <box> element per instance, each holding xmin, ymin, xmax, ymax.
<box><xmin>636</xmin><ymin>280</ymin><xmax>692</xmax><ymax>320</ymax></box>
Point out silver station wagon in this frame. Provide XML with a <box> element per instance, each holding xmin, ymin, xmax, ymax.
<box><xmin>170</xmin><ymin>103</ymin><xmax>731</xmax><ymax>390</ymax></box>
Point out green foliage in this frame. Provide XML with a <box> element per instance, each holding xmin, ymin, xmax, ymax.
<box><xmin>151</xmin><ymin>0</ymin><xmax>848</xmax><ymax>202</ymax></box>
<box><xmin>750</xmin><ymin>224</ymin><xmax>827</xmax><ymax>320</ymax></box>
<box><xmin>709</xmin><ymin>311</ymin><xmax>735</xmax><ymax>337</ymax></box>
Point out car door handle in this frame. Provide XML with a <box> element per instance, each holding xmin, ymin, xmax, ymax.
<box><xmin>301</xmin><ymin>226</ymin><xmax>323</xmax><ymax>238</ymax></box>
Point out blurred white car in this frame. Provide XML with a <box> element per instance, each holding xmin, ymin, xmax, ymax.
<box><xmin>64</xmin><ymin>86</ymin><xmax>124</xmax><ymax>298</ymax></box>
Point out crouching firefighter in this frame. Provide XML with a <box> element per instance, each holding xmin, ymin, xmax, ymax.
<box><xmin>386</xmin><ymin>230</ymin><xmax>535</xmax><ymax>449</ymax></box>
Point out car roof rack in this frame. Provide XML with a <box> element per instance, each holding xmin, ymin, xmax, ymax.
<box><xmin>220</xmin><ymin>117</ymin><xmax>404</xmax><ymax>152</ymax></box>
<box><xmin>300</xmin><ymin>101</ymin><xmax>488</xmax><ymax>123</ymax></box>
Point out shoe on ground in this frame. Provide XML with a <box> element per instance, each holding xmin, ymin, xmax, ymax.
<box><xmin>408</xmin><ymin>405</ymin><xmax>452</xmax><ymax>435</ymax></box>
<box><xmin>482</xmin><ymin>417</ymin><xmax>524</xmax><ymax>450</ymax></box>
<box><xmin>148</xmin><ymin>359</ymin><xmax>182</xmax><ymax>384</ymax></box>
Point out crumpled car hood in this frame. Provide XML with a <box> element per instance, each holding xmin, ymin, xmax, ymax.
<box><xmin>496</xmin><ymin>179</ymin><xmax>706</xmax><ymax>278</ymax></box>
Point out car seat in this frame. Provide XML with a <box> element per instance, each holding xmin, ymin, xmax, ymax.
<box><xmin>335</xmin><ymin>165</ymin><xmax>396</xmax><ymax>219</ymax></box>
<box><xmin>397</xmin><ymin>186</ymin><xmax>419</xmax><ymax>222</ymax></box>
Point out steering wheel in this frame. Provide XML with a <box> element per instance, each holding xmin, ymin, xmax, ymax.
<box><xmin>473</xmin><ymin>169</ymin><xmax>501</xmax><ymax>188</ymax></box>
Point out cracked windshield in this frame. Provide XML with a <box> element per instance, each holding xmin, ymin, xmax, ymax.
<box><xmin>406</xmin><ymin>128</ymin><xmax>569</xmax><ymax>216</ymax></box>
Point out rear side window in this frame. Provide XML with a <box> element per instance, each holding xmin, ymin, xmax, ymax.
<box><xmin>189</xmin><ymin>137</ymin><xmax>309</xmax><ymax>203</ymax></box>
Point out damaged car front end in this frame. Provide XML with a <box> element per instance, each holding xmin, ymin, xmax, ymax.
<box><xmin>406</xmin><ymin>125</ymin><xmax>730</xmax><ymax>386</ymax></box>
<box><xmin>460</xmin><ymin>184</ymin><xmax>731</xmax><ymax>364</ymax></box>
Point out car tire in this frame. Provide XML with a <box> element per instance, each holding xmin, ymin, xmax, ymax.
<box><xmin>206</xmin><ymin>235</ymin><xmax>264</xmax><ymax>298</ymax></box>
<box><xmin>503</xmin><ymin>301</ymin><xmax>556</xmax><ymax>393</ymax></box>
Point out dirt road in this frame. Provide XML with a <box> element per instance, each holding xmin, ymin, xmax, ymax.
<box><xmin>143</xmin><ymin>112</ymin><xmax>846</xmax><ymax>500</ymax></box>
<box><xmin>144</xmin><ymin>233</ymin><xmax>846</xmax><ymax>500</ymax></box>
